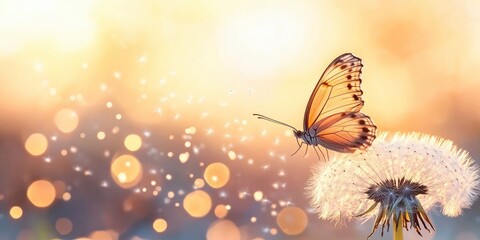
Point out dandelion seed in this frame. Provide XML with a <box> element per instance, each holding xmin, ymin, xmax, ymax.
<box><xmin>307</xmin><ymin>132</ymin><xmax>479</xmax><ymax>239</ymax></box>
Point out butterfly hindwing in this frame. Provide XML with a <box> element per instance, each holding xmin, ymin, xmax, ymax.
<box><xmin>304</xmin><ymin>53</ymin><xmax>364</xmax><ymax>130</ymax></box>
<box><xmin>313</xmin><ymin>112</ymin><xmax>376</xmax><ymax>153</ymax></box>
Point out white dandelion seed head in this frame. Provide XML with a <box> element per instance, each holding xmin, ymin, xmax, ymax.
<box><xmin>307</xmin><ymin>132</ymin><xmax>480</xmax><ymax>224</ymax></box>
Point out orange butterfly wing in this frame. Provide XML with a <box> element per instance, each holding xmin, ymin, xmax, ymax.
<box><xmin>309</xmin><ymin>112</ymin><xmax>376</xmax><ymax>152</ymax></box>
<box><xmin>303</xmin><ymin>53</ymin><xmax>376</xmax><ymax>152</ymax></box>
<box><xmin>304</xmin><ymin>53</ymin><xmax>364</xmax><ymax>130</ymax></box>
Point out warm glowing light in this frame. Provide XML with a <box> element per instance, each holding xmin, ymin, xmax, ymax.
<box><xmin>183</xmin><ymin>190</ymin><xmax>212</xmax><ymax>218</ymax></box>
<box><xmin>179</xmin><ymin>152</ymin><xmax>190</xmax><ymax>163</ymax></box>
<box><xmin>62</xmin><ymin>192</ymin><xmax>71</xmax><ymax>201</ymax></box>
<box><xmin>204</xmin><ymin>162</ymin><xmax>230</xmax><ymax>189</ymax></box>
<box><xmin>110</xmin><ymin>154</ymin><xmax>143</xmax><ymax>188</ymax></box>
<box><xmin>112</xmin><ymin>127</ymin><xmax>120</xmax><ymax>134</ymax></box>
<box><xmin>124</xmin><ymin>134</ymin><xmax>142</xmax><ymax>151</ymax></box>
<box><xmin>55</xmin><ymin>217</ymin><xmax>73</xmax><ymax>235</ymax></box>
<box><xmin>214</xmin><ymin>204</ymin><xmax>228</xmax><ymax>219</ymax></box>
<box><xmin>9</xmin><ymin>206</ymin><xmax>23</xmax><ymax>219</ymax></box>
<box><xmin>206</xmin><ymin>220</ymin><xmax>241</xmax><ymax>240</ymax></box>
<box><xmin>152</xmin><ymin>218</ymin><xmax>168</xmax><ymax>233</ymax></box>
<box><xmin>61</xmin><ymin>149</ymin><xmax>68</xmax><ymax>156</ymax></box>
<box><xmin>227</xmin><ymin>151</ymin><xmax>236</xmax><ymax>160</ymax></box>
<box><xmin>276</xmin><ymin>206</ymin><xmax>308</xmax><ymax>235</ymax></box>
<box><xmin>27</xmin><ymin>180</ymin><xmax>56</xmax><ymax>208</ymax></box>
<box><xmin>194</xmin><ymin>178</ymin><xmax>205</xmax><ymax>188</ymax></box>
<box><xmin>25</xmin><ymin>133</ymin><xmax>48</xmax><ymax>156</ymax></box>
<box><xmin>54</xmin><ymin>108</ymin><xmax>79</xmax><ymax>133</ymax></box>
<box><xmin>89</xmin><ymin>230</ymin><xmax>118</xmax><ymax>240</ymax></box>
<box><xmin>97</xmin><ymin>131</ymin><xmax>106</xmax><ymax>140</ymax></box>
<box><xmin>0</xmin><ymin>0</ymin><xmax>94</xmax><ymax>54</ymax></box>
<box><xmin>253</xmin><ymin>191</ymin><xmax>263</xmax><ymax>201</ymax></box>
<box><xmin>185</xmin><ymin>126</ymin><xmax>197</xmax><ymax>135</ymax></box>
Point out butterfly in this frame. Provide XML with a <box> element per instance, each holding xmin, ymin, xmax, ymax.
<box><xmin>254</xmin><ymin>53</ymin><xmax>376</xmax><ymax>159</ymax></box>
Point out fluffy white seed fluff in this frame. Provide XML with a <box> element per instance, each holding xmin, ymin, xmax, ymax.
<box><xmin>307</xmin><ymin>132</ymin><xmax>480</xmax><ymax>223</ymax></box>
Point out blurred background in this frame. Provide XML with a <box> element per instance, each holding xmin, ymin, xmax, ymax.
<box><xmin>0</xmin><ymin>0</ymin><xmax>479</xmax><ymax>239</ymax></box>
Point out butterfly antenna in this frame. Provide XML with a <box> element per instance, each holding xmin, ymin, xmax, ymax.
<box><xmin>253</xmin><ymin>114</ymin><xmax>298</xmax><ymax>131</ymax></box>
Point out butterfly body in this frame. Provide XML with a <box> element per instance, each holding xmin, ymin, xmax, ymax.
<box><xmin>254</xmin><ymin>53</ymin><xmax>377</xmax><ymax>158</ymax></box>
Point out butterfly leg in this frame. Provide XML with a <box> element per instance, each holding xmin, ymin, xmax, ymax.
<box><xmin>291</xmin><ymin>142</ymin><xmax>303</xmax><ymax>156</ymax></box>
<box><xmin>316</xmin><ymin>146</ymin><xmax>328</xmax><ymax>161</ymax></box>
<box><xmin>313</xmin><ymin>146</ymin><xmax>321</xmax><ymax>160</ymax></box>
<box><xmin>304</xmin><ymin>145</ymin><xmax>309</xmax><ymax>157</ymax></box>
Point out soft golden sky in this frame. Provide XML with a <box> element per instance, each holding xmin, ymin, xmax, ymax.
<box><xmin>1</xmin><ymin>0</ymin><xmax>479</xmax><ymax>131</ymax></box>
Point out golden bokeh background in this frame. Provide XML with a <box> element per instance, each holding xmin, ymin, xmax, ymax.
<box><xmin>0</xmin><ymin>0</ymin><xmax>479</xmax><ymax>239</ymax></box>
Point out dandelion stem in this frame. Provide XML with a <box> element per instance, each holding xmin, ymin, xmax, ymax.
<box><xmin>394</xmin><ymin>216</ymin><xmax>403</xmax><ymax>240</ymax></box>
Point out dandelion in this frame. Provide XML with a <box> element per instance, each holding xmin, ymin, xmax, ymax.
<box><xmin>307</xmin><ymin>132</ymin><xmax>479</xmax><ymax>239</ymax></box>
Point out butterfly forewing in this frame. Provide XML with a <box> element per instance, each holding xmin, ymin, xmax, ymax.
<box><xmin>304</xmin><ymin>53</ymin><xmax>365</xmax><ymax>130</ymax></box>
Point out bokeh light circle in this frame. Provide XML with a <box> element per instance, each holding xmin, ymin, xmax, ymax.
<box><xmin>97</xmin><ymin>131</ymin><xmax>106</xmax><ymax>140</ymax></box>
<box><xmin>214</xmin><ymin>204</ymin><xmax>228</xmax><ymax>219</ymax></box>
<box><xmin>253</xmin><ymin>191</ymin><xmax>263</xmax><ymax>201</ymax></box>
<box><xmin>55</xmin><ymin>217</ymin><xmax>73</xmax><ymax>235</ymax></box>
<box><xmin>27</xmin><ymin>180</ymin><xmax>56</xmax><ymax>208</ymax></box>
<box><xmin>194</xmin><ymin>178</ymin><xmax>205</xmax><ymax>189</ymax></box>
<box><xmin>89</xmin><ymin>230</ymin><xmax>118</xmax><ymax>240</ymax></box>
<box><xmin>206</xmin><ymin>220</ymin><xmax>241</xmax><ymax>240</ymax></box>
<box><xmin>183</xmin><ymin>190</ymin><xmax>212</xmax><ymax>218</ymax></box>
<box><xmin>54</xmin><ymin>108</ymin><xmax>79</xmax><ymax>133</ymax></box>
<box><xmin>62</xmin><ymin>192</ymin><xmax>72</xmax><ymax>201</ymax></box>
<box><xmin>204</xmin><ymin>162</ymin><xmax>230</xmax><ymax>189</ymax></box>
<box><xmin>152</xmin><ymin>218</ymin><xmax>168</xmax><ymax>233</ymax></box>
<box><xmin>124</xmin><ymin>134</ymin><xmax>142</xmax><ymax>151</ymax></box>
<box><xmin>110</xmin><ymin>154</ymin><xmax>143</xmax><ymax>188</ymax></box>
<box><xmin>9</xmin><ymin>206</ymin><xmax>23</xmax><ymax>219</ymax></box>
<box><xmin>276</xmin><ymin>206</ymin><xmax>308</xmax><ymax>235</ymax></box>
<box><xmin>227</xmin><ymin>151</ymin><xmax>236</xmax><ymax>160</ymax></box>
<box><xmin>24</xmin><ymin>133</ymin><xmax>48</xmax><ymax>156</ymax></box>
<box><xmin>179</xmin><ymin>152</ymin><xmax>190</xmax><ymax>163</ymax></box>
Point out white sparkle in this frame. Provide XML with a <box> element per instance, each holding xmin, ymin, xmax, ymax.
<box><xmin>219</xmin><ymin>191</ymin><xmax>227</xmax><ymax>198</ymax></box>
<box><xmin>113</xmin><ymin>71</ymin><xmax>121</xmax><ymax>79</ymax></box>
<box><xmin>138</xmin><ymin>55</ymin><xmax>147</xmax><ymax>63</ymax></box>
